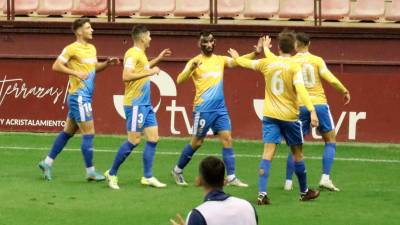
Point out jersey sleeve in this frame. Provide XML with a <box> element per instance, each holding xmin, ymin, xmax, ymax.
<box><xmin>58</xmin><ymin>46</ymin><xmax>74</xmax><ymax>63</ymax></box>
<box><xmin>293</xmin><ymin>65</ymin><xmax>315</xmax><ymax>112</ymax></box>
<box><xmin>317</xmin><ymin>58</ymin><xmax>348</xmax><ymax>93</ymax></box>
<box><xmin>235</xmin><ymin>57</ymin><xmax>268</xmax><ymax>72</ymax></box>
<box><xmin>124</xmin><ymin>52</ymin><xmax>138</xmax><ymax>70</ymax></box>
<box><xmin>263</xmin><ymin>48</ymin><xmax>278</xmax><ymax>59</ymax></box>
<box><xmin>186</xmin><ymin>209</ymin><xmax>207</xmax><ymax>225</ymax></box>
<box><xmin>224</xmin><ymin>52</ymin><xmax>257</xmax><ymax>68</ymax></box>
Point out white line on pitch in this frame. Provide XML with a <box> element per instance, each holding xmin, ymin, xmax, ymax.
<box><xmin>1</xmin><ymin>146</ymin><xmax>399</xmax><ymax>164</ymax></box>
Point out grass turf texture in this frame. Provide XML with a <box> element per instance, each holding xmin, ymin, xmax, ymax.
<box><xmin>0</xmin><ymin>133</ymin><xmax>399</xmax><ymax>225</ymax></box>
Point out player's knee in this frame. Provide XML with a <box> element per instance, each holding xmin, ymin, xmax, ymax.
<box><xmin>221</xmin><ymin>136</ymin><xmax>233</xmax><ymax>147</ymax></box>
<box><xmin>322</xmin><ymin>130</ymin><xmax>336</xmax><ymax>143</ymax></box>
<box><xmin>191</xmin><ymin>138</ymin><xmax>204</xmax><ymax>150</ymax></box>
<box><xmin>147</xmin><ymin>135</ymin><xmax>159</xmax><ymax>143</ymax></box>
<box><xmin>129</xmin><ymin>136</ymin><xmax>141</xmax><ymax>145</ymax></box>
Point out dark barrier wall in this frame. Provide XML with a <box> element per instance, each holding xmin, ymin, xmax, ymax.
<box><xmin>0</xmin><ymin>22</ymin><xmax>399</xmax><ymax>142</ymax></box>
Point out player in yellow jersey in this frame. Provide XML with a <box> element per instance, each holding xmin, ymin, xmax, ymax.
<box><xmin>283</xmin><ymin>32</ymin><xmax>351</xmax><ymax>192</ymax></box>
<box><xmin>228</xmin><ymin>31</ymin><xmax>320</xmax><ymax>204</ymax></box>
<box><xmin>171</xmin><ymin>31</ymin><xmax>263</xmax><ymax>187</ymax></box>
<box><xmin>104</xmin><ymin>25</ymin><xmax>171</xmax><ymax>189</ymax></box>
<box><xmin>38</xmin><ymin>18</ymin><xmax>119</xmax><ymax>181</ymax></box>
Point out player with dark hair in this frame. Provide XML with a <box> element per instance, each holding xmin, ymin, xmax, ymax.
<box><xmin>38</xmin><ymin>18</ymin><xmax>119</xmax><ymax>181</ymax></box>
<box><xmin>283</xmin><ymin>32</ymin><xmax>350</xmax><ymax>192</ymax></box>
<box><xmin>171</xmin><ymin>31</ymin><xmax>263</xmax><ymax>187</ymax></box>
<box><xmin>170</xmin><ymin>156</ymin><xmax>258</xmax><ymax>225</ymax></box>
<box><xmin>228</xmin><ymin>30</ymin><xmax>320</xmax><ymax>204</ymax></box>
<box><xmin>104</xmin><ymin>24</ymin><xmax>171</xmax><ymax>189</ymax></box>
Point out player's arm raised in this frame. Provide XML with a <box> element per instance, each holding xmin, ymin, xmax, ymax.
<box><xmin>318</xmin><ymin>59</ymin><xmax>351</xmax><ymax>105</ymax></box>
<box><xmin>95</xmin><ymin>57</ymin><xmax>120</xmax><ymax>73</ymax></box>
<box><xmin>177</xmin><ymin>59</ymin><xmax>199</xmax><ymax>84</ymax></box>
<box><xmin>293</xmin><ymin>68</ymin><xmax>319</xmax><ymax>127</ymax></box>
<box><xmin>262</xmin><ymin>35</ymin><xmax>278</xmax><ymax>59</ymax></box>
<box><xmin>224</xmin><ymin>40</ymin><xmax>263</xmax><ymax>68</ymax></box>
<box><xmin>227</xmin><ymin>48</ymin><xmax>263</xmax><ymax>72</ymax></box>
<box><xmin>149</xmin><ymin>48</ymin><xmax>172</xmax><ymax>67</ymax></box>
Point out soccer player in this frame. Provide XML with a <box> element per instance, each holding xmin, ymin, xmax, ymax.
<box><xmin>38</xmin><ymin>18</ymin><xmax>119</xmax><ymax>181</ymax></box>
<box><xmin>104</xmin><ymin>25</ymin><xmax>171</xmax><ymax>189</ymax></box>
<box><xmin>171</xmin><ymin>31</ymin><xmax>262</xmax><ymax>187</ymax></box>
<box><xmin>283</xmin><ymin>32</ymin><xmax>351</xmax><ymax>192</ymax></box>
<box><xmin>228</xmin><ymin>31</ymin><xmax>320</xmax><ymax>204</ymax></box>
<box><xmin>170</xmin><ymin>156</ymin><xmax>258</xmax><ymax>225</ymax></box>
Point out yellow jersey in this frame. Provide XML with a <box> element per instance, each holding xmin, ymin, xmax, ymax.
<box><xmin>58</xmin><ymin>42</ymin><xmax>97</xmax><ymax>98</ymax></box>
<box><xmin>177</xmin><ymin>54</ymin><xmax>236</xmax><ymax>112</ymax></box>
<box><xmin>177</xmin><ymin>52</ymin><xmax>257</xmax><ymax>112</ymax></box>
<box><xmin>123</xmin><ymin>47</ymin><xmax>151</xmax><ymax>106</ymax></box>
<box><xmin>292</xmin><ymin>52</ymin><xmax>348</xmax><ymax>105</ymax></box>
<box><xmin>235</xmin><ymin>56</ymin><xmax>314</xmax><ymax>121</ymax></box>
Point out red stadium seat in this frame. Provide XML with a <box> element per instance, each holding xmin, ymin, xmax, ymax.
<box><xmin>0</xmin><ymin>0</ymin><xmax>5</xmax><ymax>13</ymax></box>
<box><xmin>37</xmin><ymin>0</ymin><xmax>73</xmax><ymax>15</ymax></box>
<box><xmin>217</xmin><ymin>0</ymin><xmax>244</xmax><ymax>17</ymax></box>
<box><xmin>385</xmin><ymin>0</ymin><xmax>400</xmax><ymax>21</ymax></box>
<box><xmin>349</xmin><ymin>0</ymin><xmax>384</xmax><ymax>21</ymax></box>
<box><xmin>71</xmin><ymin>0</ymin><xmax>107</xmax><ymax>16</ymax></box>
<box><xmin>115</xmin><ymin>0</ymin><xmax>140</xmax><ymax>17</ymax></box>
<box><xmin>139</xmin><ymin>0</ymin><xmax>175</xmax><ymax>17</ymax></box>
<box><xmin>12</xmin><ymin>0</ymin><xmax>39</xmax><ymax>15</ymax></box>
<box><xmin>243</xmin><ymin>0</ymin><xmax>279</xmax><ymax>19</ymax></box>
<box><xmin>174</xmin><ymin>0</ymin><xmax>209</xmax><ymax>17</ymax></box>
<box><xmin>279</xmin><ymin>0</ymin><xmax>314</xmax><ymax>19</ymax></box>
<box><xmin>321</xmin><ymin>0</ymin><xmax>350</xmax><ymax>20</ymax></box>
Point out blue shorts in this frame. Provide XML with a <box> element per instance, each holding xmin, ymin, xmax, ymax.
<box><xmin>262</xmin><ymin>117</ymin><xmax>303</xmax><ymax>146</ymax></box>
<box><xmin>300</xmin><ymin>104</ymin><xmax>335</xmax><ymax>135</ymax></box>
<box><xmin>192</xmin><ymin>111</ymin><xmax>231</xmax><ymax>137</ymax></box>
<box><xmin>67</xmin><ymin>95</ymin><xmax>93</xmax><ymax>123</ymax></box>
<box><xmin>124</xmin><ymin>105</ymin><xmax>158</xmax><ymax>132</ymax></box>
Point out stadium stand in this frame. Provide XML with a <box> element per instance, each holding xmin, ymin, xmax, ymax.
<box><xmin>115</xmin><ymin>0</ymin><xmax>140</xmax><ymax>17</ymax></box>
<box><xmin>71</xmin><ymin>0</ymin><xmax>108</xmax><ymax>16</ymax></box>
<box><xmin>349</xmin><ymin>0</ymin><xmax>385</xmax><ymax>21</ymax></box>
<box><xmin>243</xmin><ymin>0</ymin><xmax>279</xmax><ymax>19</ymax></box>
<box><xmin>174</xmin><ymin>0</ymin><xmax>209</xmax><ymax>17</ymax></box>
<box><xmin>217</xmin><ymin>0</ymin><xmax>245</xmax><ymax>18</ymax></box>
<box><xmin>278</xmin><ymin>0</ymin><xmax>314</xmax><ymax>19</ymax></box>
<box><xmin>385</xmin><ymin>0</ymin><xmax>400</xmax><ymax>22</ymax></box>
<box><xmin>11</xmin><ymin>0</ymin><xmax>39</xmax><ymax>15</ymax></box>
<box><xmin>37</xmin><ymin>0</ymin><xmax>73</xmax><ymax>16</ymax></box>
<box><xmin>321</xmin><ymin>0</ymin><xmax>350</xmax><ymax>20</ymax></box>
<box><xmin>139</xmin><ymin>0</ymin><xmax>175</xmax><ymax>17</ymax></box>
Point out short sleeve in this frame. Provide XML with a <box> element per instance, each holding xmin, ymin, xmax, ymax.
<box><xmin>124</xmin><ymin>54</ymin><xmax>138</xmax><ymax>70</ymax></box>
<box><xmin>58</xmin><ymin>46</ymin><xmax>74</xmax><ymax>63</ymax></box>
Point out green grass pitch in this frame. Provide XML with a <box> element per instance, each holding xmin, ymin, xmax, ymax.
<box><xmin>0</xmin><ymin>133</ymin><xmax>399</xmax><ymax>225</ymax></box>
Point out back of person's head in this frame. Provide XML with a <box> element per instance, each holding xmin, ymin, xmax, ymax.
<box><xmin>199</xmin><ymin>156</ymin><xmax>225</xmax><ymax>189</ymax></box>
<box><xmin>71</xmin><ymin>18</ymin><xmax>90</xmax><ymax>33</ymax></box>
<box><xmin>131</xmin><ymin>24</ymin><xmax>149</xmax><ymax>41</ymax></box>
<box><xmin>278</xmin><ymin>29</ymin><xmax>296</xmax><ymax>54</ymax></box>
<box><xmin>296</xmin><ymin>32</ymin><xmax>310</xmax><ymax>48</ymax></box>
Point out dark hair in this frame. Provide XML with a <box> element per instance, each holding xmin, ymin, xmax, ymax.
<box><xmin>296</xmin><ymin>32</ymin><xmax>310</xmax><ymax>48</ymax></box>
<box><xmin>199</xmin><ymin>156</ymin><xmax>225</xmax><ymax>188</ymax></box>
<box><xmin>278</xmin><ymin>30</ymin><xmax>296</xmax><ymax>54</ymax></box>
<box><xmin>200</xmin><ymin>30</ymin><xmax>213</xmax><ymax>39</ymax></box>
<box><xmin>72</xmin><ymin>18</ymin><xmax>90</xmax><ymax>32</ymax></box>
<box><xmin>132</xmin><ymin>24</ymin><xmax>149</xmax><ymax>40</ymax></box>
